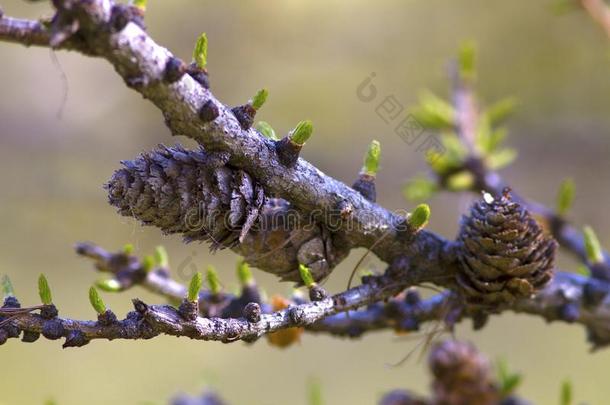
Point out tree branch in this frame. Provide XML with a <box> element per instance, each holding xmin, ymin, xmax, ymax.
<box><xmin>0</xmin><ymin>2</ymin><xmax>453</xmax><ymax>275</ymax></box>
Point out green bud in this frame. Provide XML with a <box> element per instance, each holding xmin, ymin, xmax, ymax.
<box><xmin>38</xmin><ymin>274</ymin><xmax>53</xmax><ymax>305</ymax></box>
<box><xmin>560</xmin><ymin>379</ymin><xmax>573</xmax><ymax>405</ymax></box>
<box><xmin>299</xmin><ymin>264</ymin><xmax>315</xmax><ymax>288</ymax></box>
<box><xmin>411</xmin><ymin>90</ymin><xmax>455</xmax><ymax>129</ymax></box>
<box><xmin>458</xmin><ymin>40</ymin><xmax>477</xmax><ymax>82</ymax></box>
<box><xmin>206</xmin><ymin>266</ymin><xmax>222</xmax><ymax>295</ymax></box>
<box><xmin>289</xmin><ymin>120</ymin><xmax>313</xmax><ymax>146</ymax></box>
<box><xmin>123</xmin><ymin>243</ymin><xmax>135</xmax><ymax>255</ymax></box>
<box><xmin>132</xmin><ymin>0</ymin><xmax>147</xmax><ymax>12</ymax></box>
<box><xmin>255</xmin><ymin>121</ymin><xmax>278</xmax><ymax>140</ymax></box>
<box><xmin>477</xmin><ymin>127</ymin><xmax>507</xmax><ymax>154</ymax></box>
<box><xmin>583</xmin><ymin>226</ymin><xmax>604</xmax><ymax>264</ymax></box>
<box><xmin>251</xmin><ymin>88</ymin><xmax>268</xmax><ymax>110</ymax></box>
<box><xmin>486</xmin><ymin>148</ymin><xmax>517</xmax><ymax>170</ymax></box>
<box><xmin>308</xmin><ymin>377</ymin><xmax>323</xmax><ymax>405</ymax></box>
<box><xmin>484</xmin><ymin>97</ymin><xmax>518</xmax><ymax>126</ymax></box>
<box><xmin>496</xmin><ymin>359</ymin><xmax>522</xmax><ymax>397</ymax></box>
<box><xmin>187</xmin><ymin>272</ymin><xmax>203</xmax><ymax>302</ymax></box>
<box><xmin>577</xmin><ymin>264</ymin><xmax>590</xmax><ymax>277</ymax></box>
<box><xmin>154</xmin><ymin>246</ymin><xmax>169</xmax><ymax>268</ymax></box>
<box><xmin>551</xmin><ymin>0</ymin><xmax>580</xmax><ymax>15</ymax></box>
<box><xmin>1</xmin><ymin>275</ymin><xmax>14</xmax><ymax>298</ymax></box>
<box><xmin>142</xmin><ymin>255</ymin><xmax>155</xmax><ymax>273</ymax></box>
<box><xmin>88</xmin><ymin>286</ymin><xmax>106</xmax><ymax>315</ymax></box>
<box><xmin>556</xmin><ymin>178</ymin><xmax>575</xmax><ymax>217</ymax></box>
<box><xmin>403</xmin><ymin>176</ymin><xmax>438</xmax><ymax>202</ymax></box>
<box><xmin>237</xmin><ymin>260</ymin><xmax>253</xmax><ymax>286</ymax></box>
<box><xmin>446</xmin><ymin>171</ymin><xmax>475</xmax><ymax>192</ymax></box>
<box><xmin>95</xmin><ymin>278</ymin><xmax>122</xmax><ymax>293</ymax></box>
<box><xmin>193</xmin><ymin>33</ymin><xmax>208</xmax><ymax>69</ymax></box>
<box><xmin>361</xmin><ymin>140</ymin><xmax>381</xmax><ymax>176</ymax></box>
<box><xmin>408</xmin><ymin>204</ymin><xmax>431</xmax><ymax>230</ymax></box>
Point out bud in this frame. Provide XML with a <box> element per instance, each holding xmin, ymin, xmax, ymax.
<box><xmin>193</xmin><ymin>33</ymin><xmax>208</xmax><ymax>70</ymax></box>
<box><xmin>299</xmin><ymin>264</ymin><xmax>315</xmax><ymax>288</ymax></box>
<box><xmin>353</xmin><ymin>140</ymin><xmax>380</xmax><ymax>202</ymax></box>
<box><xmin>123</xmin><ymin>243</ymin><xmax>135</xmax><ymax>255</ymax></box>
<box><xmin>38</xmin><ymin>274</ymin><xmax>52</xmax><ymax>305</ymax></box>
<box><xmin>237</xmin><ymin>260</ymin><xmax>254</xmax><ymax>286</ymax></box>
<box><xmin>275</xmin><ymin>120</ymin><xmax>313</xmax><ymax>168</ymax></box>
<box><xmin>556</xmin><ymin>178</ymin><xmax>575</xmax><ymax>217</ymax></box>
<box><xmin>251</xmin><ymin>88</ymin><xmax>268</xmax><ymax>111</ymax></box>
<box><xmin>289</xmin><ymin>120</ymin><xmax>313</xmax><ymax>146</ymax></box>
<box><xmin>142</xmin><ymin>255</ymin><xmax>155</xmax><ymax>273</ymax></box>
<box><xmin>1</xmin><ymin>275</ymin><xmax>14</xmax><ymax>298</ymax></box>
<box><xmin>255</xmin><ymin>121</ymin><xmax>278</xmax><ymax>140</ymax></box>
<box><xmin>408</xmin><ymin>204</ymin><xmax>431</xmax><ymax>231</ymax></box>
<box><xmin>95</xmin><ymin>278</ymin><xmax>122</xmax><ymax>293</ymax></box>
<box><xmin>163</xmin><ymin>57</ymin><xmax>186</xmax><ymax>83</ymax></box>
<box><xmin>458</xmin><ymin>40</ymin><xmax>477</xmax><ymax>83</ymax></box>
<box><xmin>560</xmin><ymin>380</ymin><xmax>573</xmax><ymax>405</ymax></box>
<box><xmin>88</xmin><ymin>286</ymin><xmax>107</xmax><ymax>315</ymax></box>
<box><xmin>187</xmin><ymin>272</ymin><xmax>203</xmax><ymax>302</ymax></box>
<box><xmin>583</xmin><ymin>226</ymin><xmax>604</xmax><ymax>265</ymax></box>
<box><xmin>154</xmin><ymin>246</ymin><xmax>170</xmax><ymax>268</ymax></box>
<box><xmin>362</xmin><ymin>140</ymin><xmax>381</xmax><ymax>177</ymax></box>
<box><xmin>243</xmin><ymin>302</ymin><xmax>261</xmax><ymax>323</ymax></box>
<box><xmin>206</xmin><ymin>266</ymin><xmax>222</xmax><ymax>295</ymax></box>
<box><xmin>131</xmin><ymin>0</ymin><xmax>147</xmax><ymax>12</ymax></box>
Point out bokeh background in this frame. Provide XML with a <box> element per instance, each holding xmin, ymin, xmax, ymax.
<box><xmin>1</xmin><ymin>0</ymin><xmax>610</xmax><ymax>404</ymax></box>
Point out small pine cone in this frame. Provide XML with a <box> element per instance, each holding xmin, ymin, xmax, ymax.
<box><xmin>456</xmin><ymin>191</ymin><xmax>556</xmax><ymax>306</ymax></box>
<box><xmin>106</xmin><ymin>145</ymin><xmax>348</xmax><ymax>282</ymax></box>
<box><xmin>429</xmin><ymin>340</ymin><xmax>499</xmax><ymax>405</ymax></box>
<box><xmin>107</xmin><ymin>144</ymin><xmax>265</xmax><ymax>249</ymax></box>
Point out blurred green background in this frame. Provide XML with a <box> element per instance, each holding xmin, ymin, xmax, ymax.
<box><xmin>1</xmin><ymin>0</ymin><xmax>610</xmax><ymax>404</ymax></box>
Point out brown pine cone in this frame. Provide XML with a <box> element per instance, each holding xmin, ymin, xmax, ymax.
<box><xmin>456</xmin><ymin>190</ymin><xmax>557</xmax><ymax>306</ymax></box>
<box><xmin>106</xmin><ymin>145</ymin><xmax>348</xmax><ymax>282</ymax></box>
<box><xmin>429</xmin><ymin>340</ymin><xmax>499</xmax><ymax>405</ymax></box>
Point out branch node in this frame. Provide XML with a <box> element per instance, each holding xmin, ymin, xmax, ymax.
<box><xmin>63</xmin><ymin>330</ymin><xmax>90</xmax><ymax>349</ymax></box>
<box><xmin>163</xmin><ymin>56</ymin><xmax>186</xmax><ymax>84</ymax></box>
<box><xmin>42</xmin><ymin>319</ymin><xmax>65</xmax><ymax>340</ymax></box>
<box><xmin>288</xmin><ymin>306</ymin><xmax>306</xmax><ymax>326</ymax></box>
<box><xmin>198</xmin><ymin>99</ymin><xmax>219</xmax><ymax>122</ymax></box>
<box><xmin>274</xmin><ymin>137</ymin><xmax>302</xmax><ymax>168</ymax></box>
<box><xmin>309</xmin><ymin>285</ymin><xmax>328</xmax><ymax>302</ymax></box>
<box><xmin>132</xmin><ymin>298</ymin><xmax>149</xmax><ymax>315</ymax></box>
<box><xmin>97</xmin><ymin>309</ymin><xmax>118</xmax><ymax>326</ymax></box>
<box><xmin>231</xmin><ymin>104</ymin><xmax>256</xmax><ymax>130</ymax></box>
<box><xmin>243</xmin><ymin>302</ymin><xmax>261</xmax><ymax>323</ymax></box>
<box><xmin>178</xmin><ymin>299</ymin><xmax>198</xmax><ymax>321</ymax></box>
<box><xmin>186</xmin><ymin>63</ymin><xmax>210</xmax><ymax>89</ymax></box>
<box><xmin>352</xmin><ymin>174</ymin><xmax>376</xmax><ymax>202</ymax></box>
<box><xmin>40</xmin><ymin>304</ymin><xmax>59</xmax><ymax>320</ymax></box>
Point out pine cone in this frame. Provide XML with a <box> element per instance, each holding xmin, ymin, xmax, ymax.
<box><xmin>456</xmin><ymin>190</ymin><xmax>556</xmax><ymax>306</ymax></box>
<box><xmin>429</xmin><ymin>340</ymin><xmax>499</xmax><ymax>405</ymax></box>
<box><xmin>106</xmin><ymin>145</ymin><xmax>348</xmax><ymax>282</ymax></box>
<box><xmin>107</xmin><ymin>144</ymin><xmax>264</xmax><ymax>248</ymax></box>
